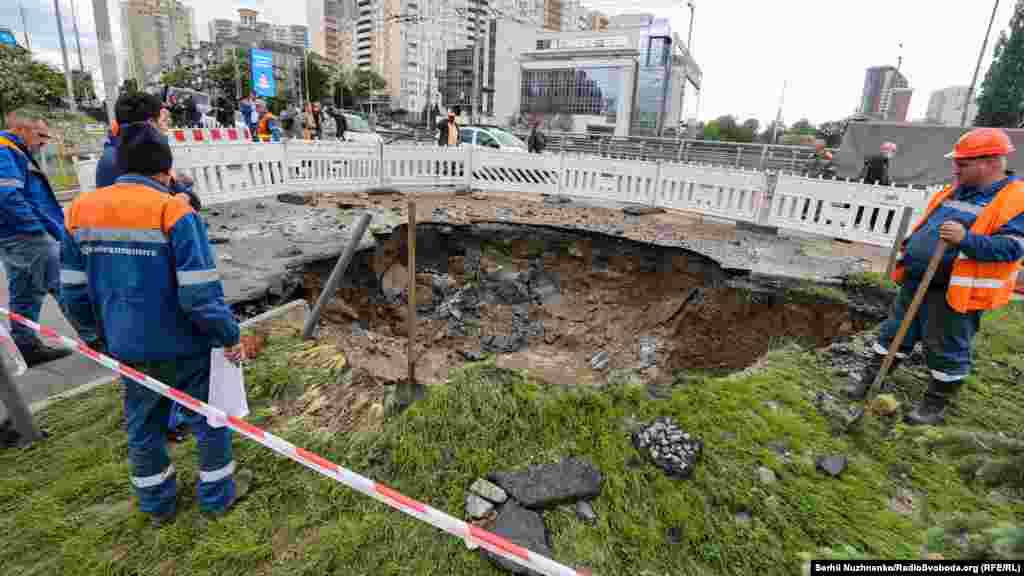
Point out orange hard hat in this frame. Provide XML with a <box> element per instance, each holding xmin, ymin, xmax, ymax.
<box><xmin>945</xmin><ymin>127</ymin><xmax>1016</xmax><ymax>159</ymax></box>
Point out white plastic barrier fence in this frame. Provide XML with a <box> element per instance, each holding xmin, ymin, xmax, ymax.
<box><xmin>383</xmin><ymin>143</ymin><xmax>468</xmax><ymax>188</ymax></box>
<box><xmin>173</xmin><ymin>142</ymin><xmax>288</xmax><ymax>206</ymax></box>
<box><xmin>765</xmin><ymin>173</ymin><xmax>936</xmax><ymax>247</ymax></box>
<box><xmin>287</xmin><ymin>140</ymin><xmax>381</xmax><ymax>194</ymax></box>
<box><xmin>656</xmin><ymin>163</ymin><xmax>767</xmax><ymax>223</ymax></box>
<box><xmin>74</xmin><ymin>140</ymin><xmax>939</xmax><ymax>248</ymax></box>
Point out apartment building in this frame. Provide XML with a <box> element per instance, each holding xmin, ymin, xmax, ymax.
<box><xmin>121</xmin><ymin>0</ymin><xmax>195</xmax><ymax>87</ymax></box>
<box><xmin>210</xmin><ymin>9</ymin><xmax>309</xmax><ymax>51</ymax></box>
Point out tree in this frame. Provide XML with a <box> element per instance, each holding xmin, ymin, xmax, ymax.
<box><xmin>352</xmin><ymin>68</ymin><xmax>387</xmax><ymax>102</ymax></box>
<box><xmin>789</xmin><ymin>118</ymin><xmax>816</xmax><ymax>136</ymax></box>
<box><xmin>208</xmin><ymin>49</ymin><xmax>250</xmax><ymax>103</ymax></box>
<box><xmin>160</xmin><ymin>66</ymin><xmax>197</xmax><ymax>89</ymax></box>
<box><xmin>0</xmin><ymin>44</ymin><xmax>69</xmax><ymax>122</ymax></box>
<box><xmin>742</xmin><ymin>118</ymin><xmax>760</xmax><ymax>135</ymax></box>
<box><xmin>300</xmin><ymin>55</ymin><xmax>334</xmax><ymax>104</ymax></box>
<box><xmin>702</xmin><ymin>119</ymin><xmax>721</xmax><ymax>141</ymax></box>
<box><xmin>975</xmin><ymin>8</ymin><xmax>1024</xmax><ymax>127</ymax></box>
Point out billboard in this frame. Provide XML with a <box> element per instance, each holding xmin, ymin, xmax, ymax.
<box><xmin>0</xmin><ymin>28</ymin><xmax>18</xmax><ymax>48</ymax></box>
<box><xmin>250</xmin><ymin>48</ymin><xmax>276</xmax><ymax>97</ymax></box>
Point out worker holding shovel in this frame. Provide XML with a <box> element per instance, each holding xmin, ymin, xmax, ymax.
<box><xmin>847</xmin><ymin>128</ymin><xmax>1024</xmax><ymax>426</ymax></box>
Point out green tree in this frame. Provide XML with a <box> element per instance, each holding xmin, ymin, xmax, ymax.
<box><xmin>299</xmin><ymin>55</ymin><xmax>335</xmax><ymax>104</ymax></box>
<box><xmin>160</xmin><ymin>66</ymin><xmax>197</xmax><ymax>89</ymax></box>
<box><xmin>975</xmin><ymin>7</ymin><xmax>1024</xmax><ymax>127</ymax></box>
<box><xmin>352</xmin><ymin>68</ymin><xmax>387</xmax><ymax>102</ymax></box>
<box><xmin>702</xmin><ymin>119</ymin><xmax>721</xmax><ymax>141</ymax></box>
<box><xmin>0</xmin><ymin>44</ymin><xmax>69</xmax><ymax>122</ymax></box>
<box><xmin>789</xmin><ymin>118</ymin><xmax>816</xmax><ymax>135</ymax></box>
<box><xmin>208</xmin><ymin>49</ymin><xmax>250</xmax><ymax>103</ymax></box>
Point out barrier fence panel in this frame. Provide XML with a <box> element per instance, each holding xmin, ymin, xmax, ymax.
<box><xmin>472</xmin><ymin>149</ymin><xmax>563</xmax><ymax>195</ymax></box>
<box><xmin>287</xmin><ymin>141</ymin><xmax>381</xmax><ymax>194</ymax></box>
<box><xmin>383</xmin><ymin>144</ymin><xmax>467</xmax><ymax>188</ymax></box>
<box><xmin>656</xmin><ymin>163</ymin><xmax>767</xmax><ymax>223</ymax></box>
<box><xmin>763</xmin><ymin>174</ymin><xmax>934</xmax><ymax>246</ymax></box>
<box><xmin>76</xmin><ymin>158</ymin><xmax>99</xmax><ymax>192</ymax></box>
<box><xmin>174</xmin><ymin>142</ymin><xmax>288</xmax><ymax>206</ymax></box>
<box><xmin>557</xmin><ymin>153</ymin><xmax>661</xmax><ymax>205</ymax></box>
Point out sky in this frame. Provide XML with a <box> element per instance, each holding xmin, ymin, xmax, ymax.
<box><xmin>2</xmin><ymin>0</ymin><xmax>1019</xmax><ymax>127</ymax></box>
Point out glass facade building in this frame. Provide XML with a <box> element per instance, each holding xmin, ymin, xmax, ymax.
<box><xmin>520</xmin><ymin>66</ymin><xmax>623</xmax><ymax>120</ymax></box>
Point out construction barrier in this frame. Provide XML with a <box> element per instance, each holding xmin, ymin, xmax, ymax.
<box><xmin>74</xmin><ymin>140</ymin><xmax>935</xmax><ymax>247</ymax></box>
<box><xmin>0</xmin><ymin>306</ymin><xmax>589</xmax><ymax>576</ymax></box>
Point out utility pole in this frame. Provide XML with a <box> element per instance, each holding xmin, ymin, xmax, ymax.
<box><xmin>896</xmin><ymin>42</ymin><xmax>904</xmax><ymax>72</ymax></box>
<box><xmin>773</xmin><ymin>80</ymin><xmax>787</xmax><ymax>144</ymax></box>
<box><xmin>963</xmin><ymin>0</ymin><xmax>1000</xmax><ymax>127</ymax></box>
<box><xmin>90</xmin><ymin>0</ymin><xmax>118</xmax><ymax>123</ymax></box>
<box><xmin>70</xmin><ymin>0</ymin><xmax>86</xmax><ymax>71</ymax></box>
<box><xmin>19</xmin><ymin>1</ymin><xmax>32</xmax><ymax>52</ymax></box>
<box><xmin>54</xmin><ymin>0</ymin><xmax>78</xmax><ymax>112</ymax></box>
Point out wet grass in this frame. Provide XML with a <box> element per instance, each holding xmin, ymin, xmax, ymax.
<box><xmin>2</xmin><ymin>299</ymin><xmax>1023</xmax><ymax>575</ymax></box>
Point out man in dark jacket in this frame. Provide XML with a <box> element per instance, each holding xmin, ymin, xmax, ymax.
<box><xmin>61</xmin><ymin>92</ymin><xmax>252</xmax><ymax>526</ymax></box>
<box><xmin>0</xmin><ymin>109</ymin><xmax>96</xmax><ymax>365</ymax></box>
<box><xmin>437</xmin><ymin>111</ymin><xmax>460</xmax><ymax>147</ymax></box>
<box><xmin>860</xmin><ymin>142</ymin><xmax>897</xmax><ymax>185</ymax></box>
<box><xmin>95</xmin><ymin>94</ymin><xmax>201</xmax><ymax>211</ymax></box>
<box><xmin>528</xmin><ymin>123</ymin><xmax>546</xmax><ymax>154</ymax></box>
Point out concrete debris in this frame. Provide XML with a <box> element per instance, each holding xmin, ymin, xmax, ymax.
<box><xmin>488</xmin><ymin>457</ymin><xmax>604</xmax><ymax>510</ymax></box>
<box><xmin>631</xmin><ymin>417</ymin><xmax>703</xmax><ymax>479</ymax></box>
<box><xmin>590</xmin><ymin>351</ymin><xmax>609</xmax><ymax>371</ymax></box>
<box><xmin>638</xmin><ymin>336</ymin><xmax>658</xmax><ymax>369</ymax></box>
<box><xmin>622</xmin><ymin>205</ymin><xmax>664</xmax><ymax>216</ymax></box>
<box><xmin>816</xmin><ymin>454</ymin><xmax>848</xmax><ymax>478</ymax></box>
<box><xmin>482</xmin><ymin>502</ymin><xmax>551</xmax><ymax>576</ymax></box>
<box><xmin>574</xmin><ymin>501</ymin><xmax>598</xmax><ymax>525</ymax></box>
<box><xmin>542</xmin><ymin>194</ymin><xmax>572</xmax><ymax>206</ymax></box>
<box><xmin>470</xmin><ymin>478</ymin><xmax>509</xmax><ymax>504</ymax></box>
<box><xmin>495</xmin><ymin>207</ymin><xmax>515</xmax><ymax>220</ymax></box>
<box><xmin>465</xmin><ymin>493</ymin><xmax>495</xmax><ymax>519</ymax></box>
<box><xmin>755</xmin><ymin>466</ymin><xmax>777</xmax><ymax>485</ymax></box>
<box><xmin>273</xmin><ymin>245</ymin><xmax>303</xmax><ymax>258</ymax></box>
<box><xmin>276</xmin><ymin>193</ymin><xmax>307</xmax><ymax>205</ymax></box>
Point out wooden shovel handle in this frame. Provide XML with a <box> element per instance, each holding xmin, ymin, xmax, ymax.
<box><xmin>871</xmin><ymin>239</ymin><xmax>949</xmax><ymax>391</ymax></box>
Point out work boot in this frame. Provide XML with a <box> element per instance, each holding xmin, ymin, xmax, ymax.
<box><xmin>202</xmin><ymin>469</ymin><xmax>254</xmax><ymax>519</ymax></box>
<box><xmin>17</xmin><ymin>338</ymin><xmax>72</xmax><ymax>368</ymax></box>
<box><xmin>904</xmin><ymin>378</ymin><xmax>961</xmax><ymax>427</ymax></box>
<box><xmin>846</xmin><ymin>354</ymin><xmax>902</xmax><ymax>400</ymax></box>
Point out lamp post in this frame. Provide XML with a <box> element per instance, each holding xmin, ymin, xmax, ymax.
<box><xmin>963</xmin><ymin>0</ymin><xmax>1000</xmax><ymax>127</ymax></box>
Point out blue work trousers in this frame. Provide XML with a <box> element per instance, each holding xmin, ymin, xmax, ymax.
<box><xmin>875</xmin><ymin>283</ymin><xmax>982</xmax><ymax>383</ymax></box>
<box><xmin>0</xmin><ymin>233</ymin><xmax>96</xmax><ymax>348</ymax></box>
<box><xmin>123</xmin><ymin>351</ymin><xmax>236</xmax><ymax>516</ymax></box>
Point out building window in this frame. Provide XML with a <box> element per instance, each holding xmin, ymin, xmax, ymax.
<box><xmin>520</xmin><ymin>66</ymin><xmax>621</xmax><ymax>119</ymax></box>
<box><xmin>536</xmin><ymin>39</ymin><xmax>551</xmax><ymax>50</ymax></box>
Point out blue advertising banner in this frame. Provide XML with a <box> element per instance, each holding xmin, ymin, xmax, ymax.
<box><xmin>0</xmin><ymin>29</ymin><xmax>19</xmax><ymax>48</ymax></box>
<box><xmin>250</xmin><ymin>48</ymin><xmax>276</xmax><ymax>97</ymax></box>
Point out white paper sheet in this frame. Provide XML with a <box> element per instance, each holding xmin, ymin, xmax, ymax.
<box><xmin>207</xmin><ymin>348</ymin><xmax>249</xmax><ymax>428</ymax></box>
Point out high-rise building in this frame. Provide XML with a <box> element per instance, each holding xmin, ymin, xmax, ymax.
<box><xmin>209</xmin><ymin>18</ymin><xmax>235</xmax><ymax>44</ymax></box>
<box><xmin>121</xmin><ymin>0</ymin><xmax>193</xmax><ymax>87</ymax></box>
<box><xmin>926</xmin><ymin>85</ymin><xmax>978</xmax><ymax>126</ymax></box>
<box><xmin>310</xmin><ymin>0</ymin><xmax>353</xmax><ymax>64</ymax></box>
<box><xmin>859</xmin><ymin>65</ymin><xmax>909</xmax><ymax>119</ymax></box>
<box><xmin>886</xmin><ymin>87</ymin><xmax>913</xmax><ymax>122</ymax></box>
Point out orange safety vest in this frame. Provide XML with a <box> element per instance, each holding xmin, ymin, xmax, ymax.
<box><xmin>257</xmin><ymin>113</ymin><xmax>275</xmax><ymax>142</ymax></box>
<box><xmin>892</xmin><ymin>180</ymin><xmax>1024</xmax><ymax>312</ymax></box>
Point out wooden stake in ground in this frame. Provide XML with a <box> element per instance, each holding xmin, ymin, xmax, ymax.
<box><xmin>402</xmin><ymin>200</ymin><xmax>417</xmax><ymax>404</ymax></box>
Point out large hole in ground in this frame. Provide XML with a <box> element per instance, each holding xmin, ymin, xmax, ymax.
<box><xmin>297</xmin><ymin>222</ymin><xmax>889</xmax><ymax>389</ymax></box>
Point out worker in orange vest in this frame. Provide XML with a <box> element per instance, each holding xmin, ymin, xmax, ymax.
<box><xmin>847</xmin><ymin>128</ymin><xmax>1024</xmax><ymax>426</ymax></box>
<box><xmin>254</xmin><ymin>100</ymin><xmax>279</xmax><ymax>142</ymax></box>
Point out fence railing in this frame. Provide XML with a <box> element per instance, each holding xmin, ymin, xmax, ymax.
<box><xmin>75</xmin><ymin>140</ymin><xmax>940</xmax><ymax>248</ymax></box>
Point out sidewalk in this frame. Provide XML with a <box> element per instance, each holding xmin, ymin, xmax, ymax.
<box><xmin>0</xmin><ymin>266</ymin><xmax>117</xmax><ymax>422</ymax></box>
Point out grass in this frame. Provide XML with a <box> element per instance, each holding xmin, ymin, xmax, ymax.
<box><xmin>3</xmin><ymin>301</ymin><xmax>1023</xmax><ymax>575</ymax></box>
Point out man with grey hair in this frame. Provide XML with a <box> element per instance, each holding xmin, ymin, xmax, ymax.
<box><xmin>0</xmin><ymin>109</ymin><xmax>98</xmax><ymax>366</ymax></box>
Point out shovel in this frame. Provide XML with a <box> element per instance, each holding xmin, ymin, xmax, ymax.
<box><xmin>843</xmin><ymin>239</ymin><xmax>950</xmax><ymax>430</ymax></box>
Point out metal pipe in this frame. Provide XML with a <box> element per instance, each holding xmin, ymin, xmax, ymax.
<box><xmin>302</xmin><ymin>212</ymin><xmax>372</xmax><ymax>340</ymax></box>
<box><xmin>962</xmin><ymin>0</ymin><xmax>1000</xmax><ymax>127</ymax></box>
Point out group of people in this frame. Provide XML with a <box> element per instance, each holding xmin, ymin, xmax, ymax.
<box><xmin>804</xmin><ymin>141</ymin><xmax>897</xmax><ymax>184</ymax></box>
<box><xmin>1</xmin><ymin>94</ymin><xmax>251</xmax><ymax>525</ymax></box>
<box><xmin>1</xmin><ymin>95</ymin><xmax>1023</xmax><ymax>527</ymax></box>
<box><xmin>237</xmin><ymin>95</ymin><xmax>351</xmax><ymax>143</ymax></box>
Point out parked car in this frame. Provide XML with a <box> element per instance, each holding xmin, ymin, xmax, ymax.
<box><xmin>341</xmin><ymin>112</ymin><xmax>383</xmax><ymax>145</ymax></box>
<box><xmin>459</xmin><ymin>125</ymin><xmax>528</xmax><ymax>152</ymax></box>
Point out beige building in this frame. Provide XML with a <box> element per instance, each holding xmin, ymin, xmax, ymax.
<box><xmin>121</xmin><ymin>0</ymin><xmax>194</xmax><ymax>87</ymax></box>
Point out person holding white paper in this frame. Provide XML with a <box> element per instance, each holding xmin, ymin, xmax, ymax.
<box><xmin>59</xmin><ymin>92</ymin><xmax>253</xmax><ymax>528</ymax></box>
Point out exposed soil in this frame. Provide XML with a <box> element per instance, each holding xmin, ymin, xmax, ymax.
<box><xmin>301</xmin><ymin>222</ymin><xmax>888</xmax><ymax>390</ymax></box>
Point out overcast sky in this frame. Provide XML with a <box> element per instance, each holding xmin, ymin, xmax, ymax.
<box><xmin>3</xmin><ymin>0</ymin><xmax>1019</xmax><ymax>127</ymax></box>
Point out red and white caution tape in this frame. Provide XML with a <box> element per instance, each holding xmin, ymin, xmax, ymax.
<box><xmin>0</xmin><ymin>307</ymin><xmax>589</xmax><ymax>576</ymax></box>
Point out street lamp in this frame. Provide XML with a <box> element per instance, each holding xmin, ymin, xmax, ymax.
<box><xmin>686</xmin><ymin>0</ymin><xmax>695</xmax><ymax>54</ymax></box>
